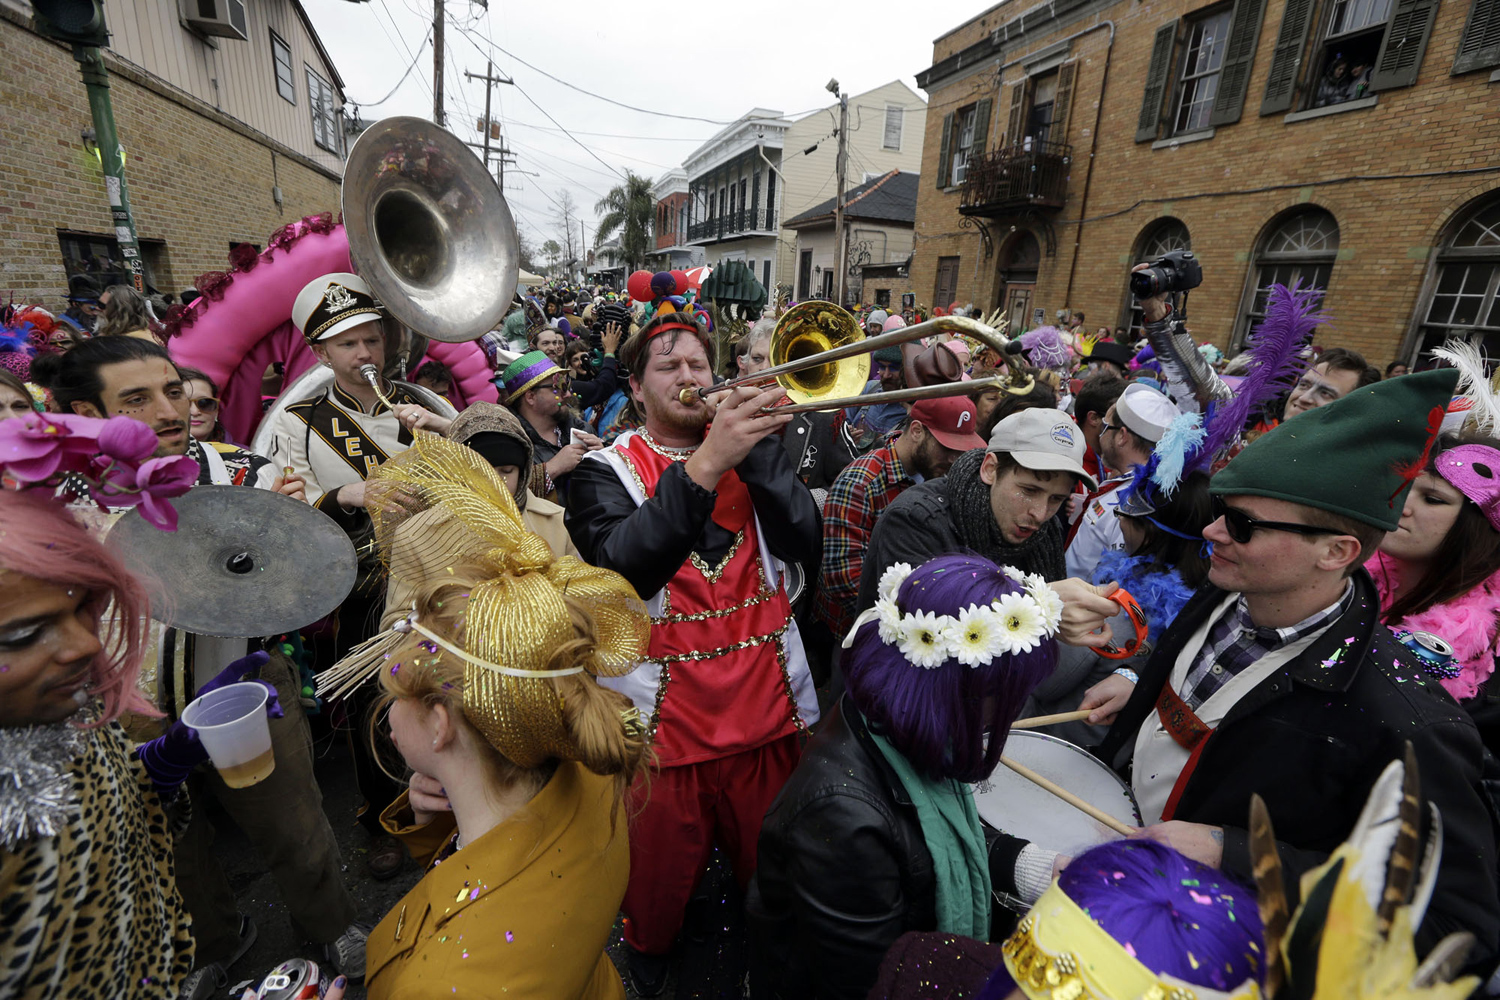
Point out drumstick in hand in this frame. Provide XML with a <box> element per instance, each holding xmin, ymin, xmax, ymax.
<box><xmin>999</xmin><ymin>755</ymin><xmax>1136</xmax><ymax>837</ymax></box>
<box><xmin>1011</xmin><ymin>709</ymin><xmax>1094</xmax><ymax>730</ymax></box>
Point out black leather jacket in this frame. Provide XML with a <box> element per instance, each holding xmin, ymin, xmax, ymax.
<box><xmin>746</xmin><ymin>696</ymin><xmax>936</xmax><ymax>1000</ymax></box>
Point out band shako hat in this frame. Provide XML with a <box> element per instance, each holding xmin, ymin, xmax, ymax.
<box><xmin>293</xmin><ymin>272</ymin><xmax>384</xmax><ymax>344</ymax></box>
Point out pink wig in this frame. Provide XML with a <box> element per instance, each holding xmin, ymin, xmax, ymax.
<box><xmin>0</xmin><ymin>491</ymin><xmax>159</xmax><ymax>725</ymax></box>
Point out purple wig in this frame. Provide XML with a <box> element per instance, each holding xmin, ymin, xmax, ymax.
<box><xmin>978</xmin><ymin>840</ymin><xmax>1266</xmax><ymax>999</ymax></box>
<box><xmin>844</xmin><ymin>554</ymin><xmax>1056</xmax><ymax>784</ymax></box>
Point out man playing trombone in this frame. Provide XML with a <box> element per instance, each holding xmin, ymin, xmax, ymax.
<box><xmin>566</xmin><ymin>308</ymin><xmax>822</xmax><ymax>996</ymax></box>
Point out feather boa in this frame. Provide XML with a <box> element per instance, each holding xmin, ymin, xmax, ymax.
<box><xmin>1368</xmin><ymin>549</ymin><xmax>1500</xmax><ymax>701</ymax></box>
<box><xmin>1093</xmin><ymin>550</ymin><xmax>1197</xmax><ymax>646</ymax></box>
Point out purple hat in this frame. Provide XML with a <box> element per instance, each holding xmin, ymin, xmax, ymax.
<box><xmin>499</xmin><ymin>349</ymin><xmax>564</xmax><ymax>404</ymax></box>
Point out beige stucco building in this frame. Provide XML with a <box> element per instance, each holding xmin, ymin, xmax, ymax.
<box><xmin>774</xmin><ymin>80</ymin><xmax>927</xmax><ymax>302</ymax></box>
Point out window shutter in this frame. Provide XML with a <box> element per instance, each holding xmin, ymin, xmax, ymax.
<box><xmin>1260</xmin><ymin>0</ymin><xmax>1315</xmax><ymax>114</ymax></box>
<box><xmin>1210</xmin><ymin>0</ymin><xmax>1268</xmax><ymax>125</ymax></box>
<box><xmin>1137</xmin><ymin>21</ymin><xmax>1179</xmax><ymax>143</ymax></box>
<box><xmin>884</xmin><ymin>105</ymin><xmax>903</xmax><ymax>148</ymax></box>
<box><xmin>1371</xmin><ymin>0</ymin><xmax>1440</xmax><ymax>89</ymax></box>
<box><xmin>1005</xmin><ymin>80</ymin><xmax>1028</xmax><ymax>145</ymax></box>
<box><xmin>1453</xmin><ymin>0</ymin><xmax>1500</xmax><ymax>73</ymax></box>
<box><xmin>971</xmin><ymin>97</ymin><xmax>993</xmax><ymax>156</ymax></box>
<box><xmin>1052</xmin><ymin>63</ymin><xmax>1077</xmax><ymax>142</ymax></box>
<box><xmin>937</xmin><ymin>111</ymin><xmax>954</xmax><ymax>188</ymax></box>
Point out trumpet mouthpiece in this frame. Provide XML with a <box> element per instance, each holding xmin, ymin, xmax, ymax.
<box><xmin>678</xmin><ymin>387</ymin><xmax>699</xmax><ymax>405</ymax></box>
<box><xmin>359</xmin><ymin>363</ymin><xmax>380</xmax><ymax>385</ymax></box>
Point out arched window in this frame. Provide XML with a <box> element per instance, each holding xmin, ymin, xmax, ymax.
<box><xmin>1412</xmin><ymin>197</ymin><xmax>1500</xmax><ymax>359</ymax></box>
<box><xmin>1236</xmin><ymin>209</ymin><xmax>1339</xmax><ymax>346</ymax></box>
<box><xmin>1123</xmin><ymin>218</ymin><xmax>1191</xmax><ymax>337</ymax></box>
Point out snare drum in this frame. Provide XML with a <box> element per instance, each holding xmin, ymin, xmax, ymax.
<box><xmin>972</xmin><ymin>730</ymin><xmax>1141</xmax><ymax>859</ymax></box>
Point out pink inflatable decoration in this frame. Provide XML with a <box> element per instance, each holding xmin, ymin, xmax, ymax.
<box><xmin>167</xmin><ymin>216</ymin><xmax>497</xmax><ymax>444</ymax></box>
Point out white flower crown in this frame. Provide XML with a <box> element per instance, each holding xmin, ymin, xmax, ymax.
<box><xmin>843</xmin><ymin>562</ymin><xmax>1063</xmax><ymax>669</ymax></box>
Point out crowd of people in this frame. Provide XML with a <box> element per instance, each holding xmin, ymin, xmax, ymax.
<box><xmin>2</xmin><ymin>248</ymin><xmax>1499</xmax><ymax>1000</ymax></box>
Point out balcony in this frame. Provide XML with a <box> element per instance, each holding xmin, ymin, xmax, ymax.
<box><xmin>687</xmin><ymin>207</ymin><xmax>779</xmax><ymax>244</ymax></box>
<box><xmin>958</xmin><ymin>141</ymin><xmax>1071</xmax><ymax>216</ymax></box>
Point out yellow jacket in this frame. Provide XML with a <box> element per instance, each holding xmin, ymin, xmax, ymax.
<box><xmin>367</xmin><ymin>761</ymin><xmax>629</xmax><ymax>999</ymax></box>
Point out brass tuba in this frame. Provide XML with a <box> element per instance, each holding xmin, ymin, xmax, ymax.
<box><xmin>341</xmin><ymin>116</ymin><xmax>519</xmax><ymax>343</ymax></box>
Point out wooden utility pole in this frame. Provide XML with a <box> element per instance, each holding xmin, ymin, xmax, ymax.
<box><xmin>464</xmin><ymin>61</ymin><xmax>514</xmax><ymax>189</ymax></box>
<box><xmin>432</xmin><ymin>0</ymin><xmax>445</xmax><ymax>126</ymax></box>
<box><xmin>833</xmin><ymin>87</ymin><xmax>849</xmax><ymax>307</ymax></box>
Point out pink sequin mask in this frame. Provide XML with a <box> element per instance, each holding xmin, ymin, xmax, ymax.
<box><xmin>1435</xmin><ymin>444</ymin><xmax>1500</xmax><ymax>531</ymax></box>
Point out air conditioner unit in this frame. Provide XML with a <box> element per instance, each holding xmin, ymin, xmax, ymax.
<box><xmin>181</xmin><ymin>0</ymin><xmax>248</xmax><ymax>40</ymax></box>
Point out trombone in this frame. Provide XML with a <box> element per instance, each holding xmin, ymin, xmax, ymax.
<box><xmin>680</xmin><ymin>300</ymin><xmax>1032</xmax><ymax>414</ymax></box>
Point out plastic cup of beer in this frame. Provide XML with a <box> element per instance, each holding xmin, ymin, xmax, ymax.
<box><xmin>181</xmin><ymin>682</ymin><xmax>276</xmax><ymax>788</ymax></box>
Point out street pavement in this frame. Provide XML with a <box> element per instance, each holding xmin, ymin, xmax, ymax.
<box><xmin>208</xmin><ymin>717</ymin><xmax>747</xmax><ymax>999</ymax></box>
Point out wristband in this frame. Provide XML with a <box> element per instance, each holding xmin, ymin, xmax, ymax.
<box><xmin>1112</xmin><ymin>667</ymin><xmax>1140</xmax><ymax>684</ymax></box>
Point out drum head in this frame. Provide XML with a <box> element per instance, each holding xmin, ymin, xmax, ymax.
<box><xmin>972</xmin><ymin>730</ymin><xmax>1141</xmax><ymax>856</ymax></box>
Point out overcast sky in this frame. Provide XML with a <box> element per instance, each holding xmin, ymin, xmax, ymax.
<box><xmin>302</xmin><ymin>0</ymin><xmax>987</xmax><ymax>252</ymax></box>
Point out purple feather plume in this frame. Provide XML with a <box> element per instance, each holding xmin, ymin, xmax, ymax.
<box><xmin>1199</xmin><ymin>283</ymin><xmax>1323</xmax><ymax>466</ymax></box>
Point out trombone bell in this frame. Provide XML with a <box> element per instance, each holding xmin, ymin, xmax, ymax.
<box><xmin>770</xmin><ymin>301</ymin><xmax>872</xmax><ymax>404</ymax></box>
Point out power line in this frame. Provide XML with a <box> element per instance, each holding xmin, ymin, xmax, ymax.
<box><xmin>504</xmin><ymin>120</ymin><xmax>708</xmax><ymax>142</ymax></box>
<box><xmin>511</xmin><ymin>82</ymin><xmax>626</xmax><ymax>181</ymax></box>
<box><xmin>371</xmin><ymin>0</ymin><xmax>433</xmax><ymax>102</ymax></box>
<box><xmin>346</xmin><ymin>25</ymin><xmax>431</xmax><ymax>107</ymax></box>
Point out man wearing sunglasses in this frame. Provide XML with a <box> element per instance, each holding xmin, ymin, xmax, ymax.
<box><xmin>499</xmin><ymin>349</ymin><xmax>602</xmax><ymax>503</ymax></box>
<box><xmin>1074</xmin><ymin>368</ymin><xmax>1498</xmax><ymax>971</ymax></box>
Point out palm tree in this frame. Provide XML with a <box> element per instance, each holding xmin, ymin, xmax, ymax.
<box><xmin>594</xmin><ymin>172</ymin><xmax>655</xmax><ymax>273</ymax></box>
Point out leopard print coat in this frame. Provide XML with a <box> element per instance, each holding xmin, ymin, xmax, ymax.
<box><xmin>0</xmin><ymin>720</ymin><xmax>195</xmax><ymax>998</ymax></box>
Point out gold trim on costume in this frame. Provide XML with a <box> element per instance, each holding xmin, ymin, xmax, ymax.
<box><xmin>1001</xmin><ymin>884</ymin><xmax>1262</xmax><ymax>1000</ymax></box>
<box><xmin>654</xmin><ymin>585</ymin><xmax>776</xmax><ymax>624</ymax></box>
<box><xmin>689</xmin><ymin>529</ymin><xmax>746</xmax><ymax>582</ymax></box>
<box><xmin>655</xmin><ymin>622</ymin><xmax>791</xmax><ymax>665</ymax></box>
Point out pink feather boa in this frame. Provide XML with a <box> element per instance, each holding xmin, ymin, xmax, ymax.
<box><xmin>1368</xmin><ymin>549</ymin><xmax>1500</xmax><ymax>701</ymax></box>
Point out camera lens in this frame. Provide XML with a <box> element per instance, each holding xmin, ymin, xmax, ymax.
<box><xmin>1129</xmin><ymin>271</ymin><xmax>1159</xmax><ymax>299</ymax></box>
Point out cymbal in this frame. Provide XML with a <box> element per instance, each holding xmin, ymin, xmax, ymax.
<box><xmin>107</xmin><ymin>486</ymin><xmax>358</xmax><ymax>637</ymax></box>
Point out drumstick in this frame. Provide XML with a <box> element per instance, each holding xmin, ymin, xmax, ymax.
<box><xmin>1011</xmin><ymin>709</ymin><xmax>1094</xmax><ymax>730</ymax></box>
<box><xmin>999</xmin><ymin>755</ymin><xmax>1136</xmax><ymax>837</ymax></box>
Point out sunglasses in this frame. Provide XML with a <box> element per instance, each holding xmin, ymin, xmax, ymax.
<box><xmin>189</xmin><ymin>396</ymin><xmax>220</xmax><ymax>413</ymax></box>
<box><xmin>1211</xmin><ymin>496</ymin><xmax>1342</xmax><ymax>545</ymax></box>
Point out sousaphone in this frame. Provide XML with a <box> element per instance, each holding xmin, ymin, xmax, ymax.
<box><xmin>342</xmin><ymin>116</ymin><xmax>519</xmax><ymax>343</ymax></box>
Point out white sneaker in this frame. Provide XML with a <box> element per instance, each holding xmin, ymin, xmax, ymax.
<box><xmin>323</xmin><ymin>922</ymin><xmax>371</xmax><ymax>982</ymax></box>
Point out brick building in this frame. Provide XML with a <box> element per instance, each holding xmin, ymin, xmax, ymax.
<box><xmin>911</xmin><ymin>0</ymin><xmax>1500</xmax><ymax>365</ymax></box>
<box><xmin>2</xmin><ymin>0</ymin><xmax>346</xmax><ymax>311</ymax></box>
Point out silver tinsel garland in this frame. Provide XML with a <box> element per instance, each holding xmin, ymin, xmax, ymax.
<box><xmin>0</xmin><ymin>723</ymin><xmax>81</xmax><ymax>850</ymax></box>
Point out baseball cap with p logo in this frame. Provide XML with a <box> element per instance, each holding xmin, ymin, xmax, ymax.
<box><xmin>909</xmin><ymin>396</ymin><xmax>985</xmax><ymax>452</ymax></box>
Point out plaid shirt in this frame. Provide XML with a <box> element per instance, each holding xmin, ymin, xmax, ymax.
<box><xmin>815</xmin><ymin>444</ymin><xmax>917</xmax><ymax>637</ymax></box>
<box><xmin>1181</xmin><ymin>582</ymin><xmax>1354</xmax><ymax>710</ymax></box>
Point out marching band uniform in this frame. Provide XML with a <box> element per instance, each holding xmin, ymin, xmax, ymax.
<box><xmin>260</xmin><ymin>273</ymin><xmax>414</xmax><ymax>848</ymax></box>
<box><xmin>568</xmin><ymin>428</ymin><xmax>821</xmax><ymax>957</ymax></box>
<box><xmin>262</xmin><ymin>274</ymin><xmax>419</xmax><ymax>512</ymax></box>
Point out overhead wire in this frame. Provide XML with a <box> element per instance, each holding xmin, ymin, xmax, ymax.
<box><xmin>346</xmin><ymin>25</ymin><xmax>431</xmax><ymax>107</ymax></box>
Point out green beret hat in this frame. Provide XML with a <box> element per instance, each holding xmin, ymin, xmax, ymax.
<box><xmin>872</xmin><ymin>345</ymin><xmax>904</xmax><ymax>364</ymax></box>
<box><xmin>1211</xmin><ymin>368</ymin><xmax>1458</xmax><ymax>531</ymax></box>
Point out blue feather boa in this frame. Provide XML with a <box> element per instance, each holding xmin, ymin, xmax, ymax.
<box><xmin>1092</xmin><ymin>550</ymin><xmax>1196</xmax><ymax>645</ymax></box>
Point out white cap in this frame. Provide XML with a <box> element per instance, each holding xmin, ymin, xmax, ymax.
<box><xmin>987</xmin><ymin>409</ymin><xmax>1097</xmax><ymax>490</ymax></box>
<box><xmin>292</xmin><ymin>272</ymin><xmax>383</xmax><ymax>344</ymax></box>
<box><xmin>1116</xmin><ymin>382</ymin><xmax>1180</xmax><ymax>442</ymax></box>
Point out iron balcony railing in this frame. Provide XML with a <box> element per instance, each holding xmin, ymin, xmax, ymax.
<box><xmin>959</xmin><ymin>141</ymin><xmax>1071</xmax><ymax>214</ymax></box>
<box><xmin>686</xmin><ymin>207</ymin><xmax>779</xmax><ymax>243</ymax></box>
